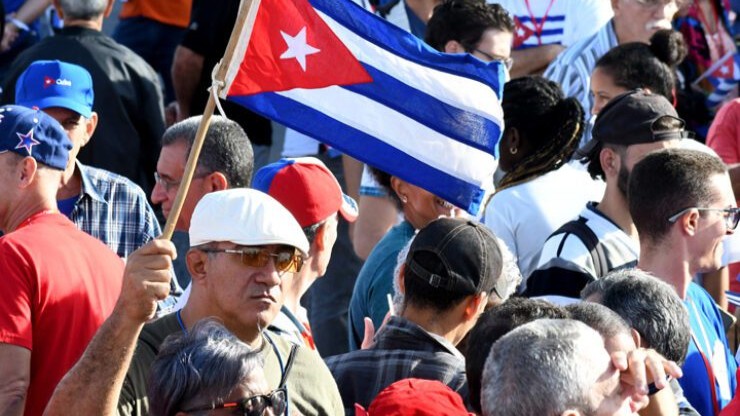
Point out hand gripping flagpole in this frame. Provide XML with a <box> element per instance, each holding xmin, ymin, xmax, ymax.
<box><xmin>160</xmin><ymin>0</ymin><xmax>262</xmax><ymax>240</ymax></box>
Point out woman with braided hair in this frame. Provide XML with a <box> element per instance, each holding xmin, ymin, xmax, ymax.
<box><xmin>483</xmin><ymin>76</ymin><xmax>604</xmax><ymax>281</ymax></box>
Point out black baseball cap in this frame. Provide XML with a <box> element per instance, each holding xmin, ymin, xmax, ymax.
<box><xmin>581</xmin><ymin>90</ymin><xmax>689</xmax><ymax>155</ymax></box>
<box><xmin>405</xmin><ymin>218</ymin><xmax>506</xmax><ymax>298</ymax></box>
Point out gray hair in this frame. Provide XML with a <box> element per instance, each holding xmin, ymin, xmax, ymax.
<box><xmin>57</xmin><ymin>0</ymin><xmax>108</xmax><ymax>20</ymax></box>
<box><xmin>582</xmin><ymin>268</ymin><xmax>691</xmax><ymax>364</ymax></box>
<box><xmin>481</xmin><ymin>319</ymin><xmax>604</xmax><ymax>416</ymax></box>
<box><xmin>566</xmin><ymin>301</ymin><xmax>632</xmax><ymax>342</ymax></box>
<box><xmin>147</xmin><ymin>319</ymin><xmax>265</xmax><ymax>416</ymax></box>
<box><xmin>162</xmin><ymin>115</ymin><xmax>254</xmax><ymax>188</ymax></box>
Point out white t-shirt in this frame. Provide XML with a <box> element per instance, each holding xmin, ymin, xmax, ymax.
<box><xmin>483</xmin><ymin>161</ymin><xmax>605</xmax><ymax>278</ymax></box>
<box><xmin>491</xmin><ymin>0</ymin><xmax>612</xmax><ymax>48</ymax></box>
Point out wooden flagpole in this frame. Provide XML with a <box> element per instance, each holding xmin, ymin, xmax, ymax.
<box><xmin>160</xmin><ymin>0</ymin><xmax>262</xmax><ymax>240</ymax></box>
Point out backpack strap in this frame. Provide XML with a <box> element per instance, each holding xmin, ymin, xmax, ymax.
<box><xmin>278</xmin><ymin>343</ymin><xmax>299</xmax><ymax>389</ymax></box>
<box><xmin>554</xmin><ymin>216</ymin><xmax>609</xmax><ymax>278</ymax></box>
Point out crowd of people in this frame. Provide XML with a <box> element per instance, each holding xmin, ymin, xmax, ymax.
<box><xmin>4</xmin><ymin>0</ymin><xmax>740</xmax><ymax>415</ymax></box>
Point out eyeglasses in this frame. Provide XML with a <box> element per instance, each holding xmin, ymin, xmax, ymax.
<box><xmin>471</xmin><ymin>48</ymin><xmax>514</xmax><ymax>70</ymax></box>
<box><xmin>183</xmin><ymin>387</ymin><xmax>287</xmax><ymax>416</ymax></box>
<box><xmin>201</xmin><ymin>246</ymin><xmax>304</xmax><ymax>274</ymax></box>
<box><xmin>153</xmin><ymin>171</ymin><xmax>211</xmax><ymax>193</ymax></box>
<box><xmin>667</xmin><ymin>207</ymin><xmax>740</xmax><ymax>231</ymax></box>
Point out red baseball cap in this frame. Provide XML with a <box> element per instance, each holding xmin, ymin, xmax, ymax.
<box><xmin>253</xmin><ymin>157</ymin><xmax>358</xmax><ymax>227</ymax></box>
<box><xmin>355</xmin><ymin>378</ymin><xmax>473</xmax><ymax>416</ymax></box>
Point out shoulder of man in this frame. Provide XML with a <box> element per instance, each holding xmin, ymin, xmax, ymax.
<box><xmin>117</xmin><ymin>313</ymin><xmax>181</xmax><ymax>416</ymax></box>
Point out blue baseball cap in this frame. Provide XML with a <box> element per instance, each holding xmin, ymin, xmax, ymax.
<box><xmin>15</xmin><ymin>60</ymin><xmax>94</xmax><ymax>118</ymax></box>
<box><xmin>0</xmin><ymin>105</ymin><xmax>72</xmax><ymax>170</ymax></box>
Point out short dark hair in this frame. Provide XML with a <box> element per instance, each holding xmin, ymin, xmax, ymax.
<box><xmin>425</xmin><ymin>0</ymin><xmax>514</xmax><ymax>52</ymax></box>
<box><xmin>595</xmin><ymin>30</ymin><xmax>687</xmax><ymax>102</ymax></box>
<box><xmin>629</xmin><ymin>148</ymin><xmax>727</xmax><ymax>243</ymax></box>
<box><xmin>162</xmin><ymin>116</ymin><xmax>254</xmax><ymax>188</ymax></box>
<box><xmin>464</xmin><ymin>298</ymin><xmax>568</xmax><ymax>414</ymax></box>
<box><xmin>582</xmin><ymin>269</ymin><xmax>691</xmax><ymax>364</ymax></box>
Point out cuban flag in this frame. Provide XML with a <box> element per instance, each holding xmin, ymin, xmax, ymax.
<box><xmin>219</xmin><ymin>0</ymin><xmax>505</xmax><ymax>215</ymax></box>
<box><xmin>703</xmin><ymin>52</ymin><xmax>740</xmax><ymax>109</ymax></box>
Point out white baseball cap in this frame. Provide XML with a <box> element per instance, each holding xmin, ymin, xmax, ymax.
<box><xmin>189</xmin><ymin>188</ymin><xmax>310</xmax><ymax>255</ymax></box>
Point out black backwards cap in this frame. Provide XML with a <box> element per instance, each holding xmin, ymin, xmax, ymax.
<box><xmin>405</xmin><ymin>218</ymin><xmax>506</xmax><ymax>298</ymax></box>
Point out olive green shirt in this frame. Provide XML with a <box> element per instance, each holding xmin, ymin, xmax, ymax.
<box><xmin>117</xmin><ymin>313</ymin><xmax>343</xmax><ymax>416</ymax></box>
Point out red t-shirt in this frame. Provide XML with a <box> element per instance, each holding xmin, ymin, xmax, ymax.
<box><xmin>0</xmin><ymin>211</ymin><xmax>124</xmax><ymax>416</ymax></box>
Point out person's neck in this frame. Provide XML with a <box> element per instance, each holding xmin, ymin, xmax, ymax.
<box><xmin>596</xmin><ymin>187</ymin><xmax>639</xmax><ymax>241</ymax></box>
<box><xmin>180</xmin><ymin>301</ymin><xmax>262</xmax><ymax>348</ymax></box>
<box><xmin>57</xmin><ymin>162</ymin><xmax>82</xmax><ymax>200</ymax></box>
<box><xmin>282</xmin><ymin>268</ymin><xmax>317</xmax><ymax>316</ymax></box>
<box><xmin>64</xmin><ymin>18</ymin><xmax>103</xmax><ymax>32</ymax></box>
<box><xmin>404</xmin><ymin>0</ymin><xmax>442</xmax><ymax>23</ymax></box>
<box><xmin>401</xmin><ymin>306</ymin><xmax>463</xmax><ymax>345</ymax></box>
<box><xmin>638</xmin><ymin>243</ymin><xmax>692</xmax><ymax>299</ymax></box>
<box><xmin>3</xmin><ymin>195</ymin><xmax>57</xmax><ymax>233</ymax></box>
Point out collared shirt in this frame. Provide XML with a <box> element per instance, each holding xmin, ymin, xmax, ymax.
<box><xmin>544</xmin><ymin>19</ymin><xmax>619</xmax><ymax>138</ymax></box>
<box><xmin>326</xmin><ymin>316</ymin><xmax>468</xmax><ymax>414</ymax></box>
<box><xmin>68</xmin><ymin>162</ymin><xmax>181</xmax><ymax>310</ymax></box>
<box><xmin>71</xmin><ymin>162</ymin><xmax>160</xmax><ymax>258</ymax></box>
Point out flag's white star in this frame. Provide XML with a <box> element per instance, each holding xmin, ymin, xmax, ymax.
<box><xmin>721</xmin><ymin>65</ymin><xmax>730</xmax><ymax>75</ymax></box>
<box><xmin>280</xmin><ymin>27</ymin><xmax>320</xmax><ymax>71</ymax></box>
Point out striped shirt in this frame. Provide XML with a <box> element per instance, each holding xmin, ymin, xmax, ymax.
<box><xmin>544</xmin><ymin>19</ymin><xmax>618</xmax><ymax>126</ymax></box>
<box><xmin>526</xmin><ymin>202</ymin><xmax>638</xmax><ymax>302</ymax></box>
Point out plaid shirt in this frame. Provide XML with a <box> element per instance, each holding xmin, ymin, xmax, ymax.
<box><xmin>325</xmin><ymin>316</ymin><xmax>468</xmax><ymax>414</ymax></box>
<box><xmin>71</xmin><ymin>163</ymin><xmax>182</xmax><ymax>309</ymax></box>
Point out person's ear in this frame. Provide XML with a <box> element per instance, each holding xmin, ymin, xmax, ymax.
<box><xmin>506</xmin><ymin>128</ymin><xmax>521</xmax><ymax>156</ymax></box>
<box><xmin>18</xmin><ymin>157</ymin><xmax>38</xmax><ymax>188</ymax></box>
<box><xmin>600</xmin><ymin>147</ymin><xmax>620</xmax><ymax>177</ymax></box>
<box><xmin>444</xmin><ymin>40</ymin><xmax>466</xmax><ymax>54</ymax></box>
<box><xmin>681</xmin><ymin>209</ymin><xmax>700</xmax><ymax>236</ymax></box>
<box><xmin>205</xmin><ymin>171</ymin><xmax>229</xmax><ymax>191</ymax></box>
<box><xmin>390</xmin><ymin>176</ymin><xmax>408</xmax><ymax>203</ymax></box>
<box><xmin>463</xmin><ymin>293</ymin><xmax>486</xmax><ymax>321</ymax></box>
<box><xmin>315</xmin><ymin>222</ymin><xmax>327</xmax><ymax>251</ymax></box>
<box><xmin>396</xmin><ymin>263</ymin><xmax>406</xmax><ymax>294</ymax></box>
<box><xmin>186</xmin><ymin>249</ymin><xmax>209</xmax><ymax>285</ymax></box>
<box><xmin>82</xmin><ymin>112</ymin><xmax>98</xmax><ymax>147</ymax></box>
<box><xmin>630</xmin><ymin>328</ymin><xmax>642</xmax><ymax>348</ymax></box>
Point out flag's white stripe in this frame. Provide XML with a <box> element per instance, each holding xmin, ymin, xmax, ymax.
<box><xmin>277</xmin><ymin>85</ymin><xmax>496</xmax><ymax>184</ymax></box>
<box><xmin>315</xmin><ymin>10</ymin><xmax>504</xmax><ymax>124</ymax></box>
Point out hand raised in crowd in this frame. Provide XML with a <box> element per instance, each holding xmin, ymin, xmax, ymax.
<box><xmin>117</xmin><ymin>239</ymin><xmax>176</xmax><ymax>324</ymax></box>
<box><xmin>612</xmin><ymin>347</ymin><xmax>683</xmax><ymax>411</ymax></box>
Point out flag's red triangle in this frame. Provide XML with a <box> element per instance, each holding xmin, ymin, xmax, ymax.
<box><xmin>512</xmin><ymin>17</ymin><xmax>535</xmax><ymax>49</ymax></box>
<box><xmin>229</xmin><ymin>0</ymin><xmax>372</xmax><ymax>95</ymax></box>
<box><xmin>711</xmin><ymin>56</ymin><xmax>735</xmax><ymax>80</ymax></box>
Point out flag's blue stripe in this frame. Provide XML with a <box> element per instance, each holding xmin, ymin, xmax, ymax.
<box><xmin>229</xmin><ymin>93</ymin><xmax>485</xmax><ymax>214</ymax></box>
<box><xmin>540</xmin><ymin>28</ymin><xmax>563</xmax><ymax>36</ymax></box>
<box><xmin>516</xmin><ymin>15</ymin><xmax>566</xmax><ymax>23</ymax></box>
<box><xmin>344</xmin><ymin>64</ymin><xmax>501</xmax><ymax>155</ymax></box>
<box><xmin>309</xmin><ymin>0</ymin><xmax>504</xmax><ymax>98</ymax></box>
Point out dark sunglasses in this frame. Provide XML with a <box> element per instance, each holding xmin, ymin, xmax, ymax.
<box><xmin>183</xmin><ymin>387</ymin><xmax>287</xmax><ymax>416</ymax></box>
<box><xmin>201</xmin><ymin>246</ymin><xmax>304</xmax><ymax>273</ymax></box>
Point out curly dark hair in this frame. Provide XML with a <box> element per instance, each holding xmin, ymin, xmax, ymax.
<box><xmin>498</xmin><ymin>76</ymin><xmax>584</xmax><ymax>191</ymax></box>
